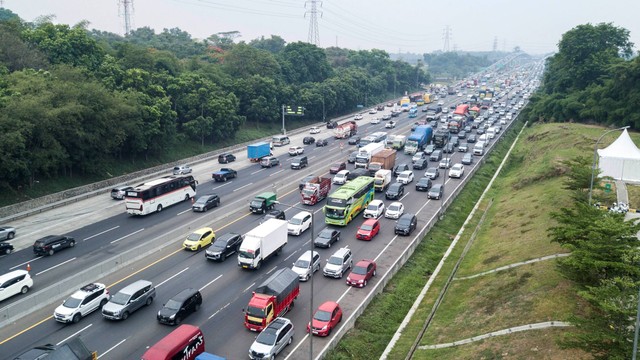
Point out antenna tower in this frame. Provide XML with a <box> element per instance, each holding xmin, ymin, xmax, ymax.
<box><xmin>442</xmin><ymin>25</ymin><xmax>452</xmax><ymax>52</ymax></box>
<box><xmin>118</xmin><ymin>0</ymin><xmax>134</xmax><ymax>35</ymax></box>
<box><xmin>305</xmin><ymin>0</ymin><xmax>322</xmax><ymax>46</ymax></box>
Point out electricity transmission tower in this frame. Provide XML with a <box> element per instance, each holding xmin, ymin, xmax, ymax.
<box><xmin>492</xmin><ymin>36</ymin><xmax>498</xmax><ymax>52</ymax></box>
<box><xmin>118</xmin><ymin>0</ymin><xmax>134</xmax><ymax>35</ymax></box>
<box><xmin>442</xmin><ymin>25</ymin><xmax>452</xmax><ymax>52</ymax></box>
<box><xmin>305</xmin><ymin>0</ymin><xmax>322</xmax><ymax>46</ymax></box>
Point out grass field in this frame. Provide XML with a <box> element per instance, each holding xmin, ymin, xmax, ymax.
<box><xmin>327</xmin><ymin>122</ymin><xmax>639</xmax><ymax>359</ymax></box>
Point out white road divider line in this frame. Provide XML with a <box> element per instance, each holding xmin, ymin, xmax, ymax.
<box><xmin>110</xmin><ymin>228</ymin><xmax>145</xmax><ymax>244</ymax></box>
<box><xmin>83</xmin><ymin>226</ymin><xmax>120</xmax><ymax>241</ymax></box>
<box><xmin>156</xmin><ymin>267</ymin><xmax>189</xmax><ymax>288</ymax></box>
<box><xmin>199</xmin><ymin>274</ymin><xmax>222</xmax><ymax>292</ymax></box>
<box><xmin>212</xmin><ymin>181</ymin><xmax>233</xmax><ymax>190</ymax></box>
<box><xmin>243</xmin><ymin>282</ymin><xmax>256</xmax><ymax>293</ymax></box>
<box><xmin>270</xmin><ymin>169</ymin><xmax>285</xmax><ymax>177</ymax></box>
<box><xmin>98</xmin><ymin>338</ymin><xmax>126</xmax><ymax>359</ymax></box>
<box><xmin>266</xmin><ymin>266</ymin><xmax>277</xmax><ymax>275</ymax></box>
<box><xmin>250</xmin><ymin>168</ymin><xmax>266</xmax><ymax>175</ymax></box>
<box><xmin>36</xmin><ymin>257</ymin><xmax>76</xmax><ymax>276</ymax></box>
<box><xmin>10</xmin><ymin>256</ymin><xmax>43</xmax><ymax>270</ymax></box>
<box><xmin>233</xmin><ymin>183</ymin><xmax>253</xmax><ymax>192</ymax></box>
<box><xmin>208</xmin><ymin>302</ymin><xmax>231</xmax><ymax>320</ymax></box>
<box><xmin>57</xmin><ymin>324</ymin><xmax>92</xmax><ymax>345</ymax></box>
<box><xmin>177</xmin><ymin>208</ymin><xmax>192</xmax><ymax>216</ymax></box>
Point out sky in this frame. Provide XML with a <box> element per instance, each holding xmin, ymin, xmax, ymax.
<box><xmin>5</xmin><ymin>0</ymin><xmax>640</xmax><ymax>55</ymax></box>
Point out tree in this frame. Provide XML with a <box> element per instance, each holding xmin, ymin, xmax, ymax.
<box><xmin>222</xmin><ymin>43</ymin><xmax>281</xmax><ymax>79</ymax></box>
<box><xmin>279</xmin><ymin>42</ymin><xmax>333</xmax><ymax>84</ymax></box>
<box><xmin>249</xmin><ymin>35</ymin><xmax>286</xmax><ymax>53</ymax></box>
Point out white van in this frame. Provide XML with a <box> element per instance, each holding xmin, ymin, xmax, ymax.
<box><xmin>333</xmin><ymin>170</ymin><xmax>350</xmax><ymax>185</ymax></box>
<box><xmin>271</xmin><ymin>135</ymin><xmax>290</xmax><ymax>147</ymax></box>
<box><xmin>486</xmin><ymin>127</ymin><xmax>496</xmax><ymax>139</ymax></box>
<box><xmin>473</xmin><ymin>142</ymin><xmax>485</xmax><ymax>156</ymax></box>
<box><xmin>478</xmin><ymin>134</ymin><xmax>489</xmax><ymax>143</ymax></box>
<box><xmin>0</xmin><ymin>270</ymin><xmax>33</xmax><ymax>302</ymax></box>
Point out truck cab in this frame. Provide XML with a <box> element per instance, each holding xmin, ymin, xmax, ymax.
<box><xmin>250</xmin><ymin>192</ymin><xmax>277</xmax><ymax>214</ymax></box>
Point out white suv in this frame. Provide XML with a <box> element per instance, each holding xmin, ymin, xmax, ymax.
<box><xmin>363</xmin><ymin>200</ymin><xmax>385</xmax><ymax>219</ymax></box>
<box><xmin>287</xmin><ymin>211</ymin><xmax>312</xmax><ymax>236</ymax></box>
<box><xmin>55</xmin><ymin>283</ymin><xmax>110</xmax><ymax>323</ymax></box>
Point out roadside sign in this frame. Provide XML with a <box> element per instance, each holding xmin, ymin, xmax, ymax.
<box><xmin>604</xmin><ymin>183</ymin><xmax>612</xmax><ymax>193</ymax></box>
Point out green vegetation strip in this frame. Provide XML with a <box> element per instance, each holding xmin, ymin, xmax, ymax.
<box><xmin>325</xmin><ymin>120</ymin><xmax>524</xmax><ymax>360</ymax></box>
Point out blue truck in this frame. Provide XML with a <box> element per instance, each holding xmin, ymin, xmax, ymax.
<box><xmin>247</xmin><ymin>142</ymin><xmax>271</xmax><ymax>162</ymax></box>
<box><xmin>404</xmin><ymin>125</ymin><xmax>433</xmax><ymax>155</ymax></box>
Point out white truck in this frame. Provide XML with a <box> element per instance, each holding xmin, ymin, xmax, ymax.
<box><xmin>373</xmin><ymin>169</ymin><xmax>392</xmax><ymax>192</ymax></box>
<box><xmin>355</xmin><ymin>142</ymin><xmax>385</xmax><ymax>169</ymax></box>
<box><xmin>238</xmin><ymin>219</ymin><xmax>288</xmax><ymax>270</ymax></box>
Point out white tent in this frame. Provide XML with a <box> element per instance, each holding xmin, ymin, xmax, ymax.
<box><xmin>597</xmin><ymin>129</ymin><xmax>640</xmax><ymax>182</ymax></box>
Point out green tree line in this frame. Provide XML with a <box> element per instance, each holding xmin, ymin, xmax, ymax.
<box><xmin>423</xmin><ymin>51</ymin><xmax>494</xmax><ymax>79</ymax></box>
<box><xmin>0</xmin><ymin>9</ymin><xmax>427</xmax><ymax>192</ymax></box>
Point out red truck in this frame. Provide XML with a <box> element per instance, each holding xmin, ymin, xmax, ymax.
<box><xmin>301</xmin><ymin>177</ymin><xmax>331</xmax><ymax>205</ymax></box>
<box><xmin>142</xmin><ymin>324</ymin><xmax>205</xmax><ymax>360</ymax></box>
<box><xmin>244</xmin><ymin>268</ymin><xmax>300</xmax><ymax>331</ymax></box>
<box><xmin>333</xmin><ymin>121</ymin><xmax>358</xmax><ymax>139</ymax></box>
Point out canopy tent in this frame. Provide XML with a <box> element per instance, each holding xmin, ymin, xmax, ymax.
<box><xmin>597</xmin><ymin>129</ymin><xmax>640</xmax><ymax>182</ymax></box>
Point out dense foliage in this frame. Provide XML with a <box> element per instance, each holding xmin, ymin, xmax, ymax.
<box><xmin>523</xmin><ymin>23</ymin><xmax>640</xmax><ymax>128</ymax></box>
<box><xmin>423</xmin><ymin>51</ymin><xmax>494</xmax><ymax>79</ymax></box>
<box><xmin>0</xmin><ymin>9</ymin><xmax>424</xmax><ymax>191</ymax></box>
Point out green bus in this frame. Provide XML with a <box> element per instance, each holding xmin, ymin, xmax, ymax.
<box><xmin>324</xmin><ymin>176</ymin><xmax>375</xmax><ymax>226</ymax></box>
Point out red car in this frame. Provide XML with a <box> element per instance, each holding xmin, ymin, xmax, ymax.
<box><xmin>329</xmin><ymin>162</ymin><xmax>347</xmax><ymax>174</ymax></box>
<box><xmin>356</xmin><ymin>218</ymin><xmax>380</xmax><ymax>241</ymax></box>
<box><xmin>346</xmin><ymin>259</ymin><xmax>377</xmax><ymax>287</ymax></box>
<box><xmin>307</xmin><ymin>301</ymin><xmax>342</xmax><ymax>336</ymax></box>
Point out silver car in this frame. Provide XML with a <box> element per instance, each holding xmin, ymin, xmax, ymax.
<box><xmin>291</xmin><ymin>250</ymin><xmax>320</xmax><ymax>281</ymax></box>
<box><xmin>102</xmin><ymin>280</ymin><xmax>155</xmax><ymax>320</ymax></box>
<box><xmin>249</xmin><ymin>317</ymin><xmax>295</xmax><ymax>360</ymax></box>
<box><xmin>0</xmin><ymin>226</ymin><xmax>16</xmax><ymax>240</ymax></box>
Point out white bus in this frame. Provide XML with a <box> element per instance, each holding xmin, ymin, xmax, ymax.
<box><xmin>125</xmin><ymin>175</ymin><xmax>197</xmax><ymax>215</ymax></box>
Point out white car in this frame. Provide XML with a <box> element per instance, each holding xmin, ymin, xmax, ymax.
<box><xmin>441</xmin><ymin>108</ymin><xmax>449</xmax><ymax>114</ymax></box>
<box><xmin>449</xmin><ymin>163</ymin><xmax>465</xmax><ymax>178</ymax></box>
<box><xmin>54</xmin><ymin>283</ymin><xmax>110</xmax><ymax>323</ymax></box>
<box><xmin>288</xmin><ymin>211</ymin><xmax>312</xmax><ymax>235</ymax></box>
<box><xmin>397</xmin><ymin>170</ymin><xmax>414</xmax><ymax>184</ymax></box>
<box><xmin>384</xmin><ymin>202</ymin><xmax>404</xmax><ymax>219</ymax></box>
<box><xmin>385</xmin><ymin>121</ymin><xmax>396</xmax><ymax>129</ymax></box>
<box><xmin>439</xmin><ymin>158</ymin><xmax>452</xmax><ymax>169</ymax></box>
<box><xmin>412</xmin><ymin>152</ymin><xmax>426</xmax><ymax>163</ymax></box>
<box><xmin>333</xmin><ymin>170</ymin><xmax>350</xmax><ymax>185</ymax></box>
<box><xmin>369</xmin><ymin>108</ymin><xmax>377</xmax><ymax>114</ymax></box>
<box><xmin>310</xmin><ymin>126</ymin><xmax>321</xmax><ymax>134</ymax></box>
<box><xmin>288</xmin><ymin>146</ymin><xmax>304</xmax><ymax>156</ymax></box>
<box><xmin>354</xmin><ymin>114</ymin><xmax>364</xmax><ymax>120</ymax></box>
<box><xmin>363</xmin><ymin>199</ymin><xmax>385</xmax><ymax>219</ymax></box>
<box><xmin>0</xmin><ymin>270</ymin><xmax>32</xmax><ymax>302</ymax></box>
<box><xmin>370</xmin><ymin>118</ymin><xmax>381</xmax><ymax>124</ymax></box>
<box><xmin>291</xmin><ymin>250</ymin><xmax>320</xmax><ymax>281</ymax></box>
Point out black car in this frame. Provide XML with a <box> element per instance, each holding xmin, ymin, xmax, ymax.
<box><xmin>205</xmin><ymin>232</ymin><xmax>244</xmax><ymax>261</ymax></box>
<box><xmin>299</xmin><ymin>175</ymin><xmax>317</xmax><ymax>191</ymax></box>
<box><xmin>261</xmin><ymin>209</ymin><xmax>286</xmax><ymax>223</ymax></box>
<box><xmin>192</xmin><ymin>194</ymin><xmax>220</xmax><ymax>212</ymax></box>
<box><xmin>467</xmin><ymin>134</ymin><xmax>477</xmax><ymax>143</ymax></box>
<box><xmin>413</xmin><ymin>158</ymin><xmax>428</xmax><ymax>170</ymax></box>
<box><xmin>347</xmin><ymin>151</ymin><xmax>358</xmax><ymax>164</ymax></box>
<box><xmin>476</xmin><ymin>127</ymin><xmax>485</xmax><ymax>135</ymax></box>
<box><xmin>157</xmin><ymin>288</ymin><xmax>202</xmax><ymax>325</ymax></box>
<box><xmin>316</xmin><ymin>138</ymin><xmax>329</xmax><ymax>147</ymax></box>
<box><xmin>218</xmin><ymin>153</ymin><xmax>236</xmax><ymax>164</ymax></box>
<box><xmin>393</xmin><ymin>163</ymin><xmax>410</xmax><ymax>177</ymax></box>
<box><xmin>326</xmin><ymin>121</ymin><xmax>338</xmax><ymax>129</ymax></box>
<box><xmin>347</xmin><ymin>168</ymin><xmax>369</xmax><ymax>180</ymax></box>
<box><xmin>415</xmin><ymin>177</ymin><xmax>432</xmax><ymax>192</ymax></box>
<box><xmin>314</xmin><ymin>228</ymin><xmax>341</xmax><ymax>248</ymax></box>
<box><xmin>33</xmin><ymin>235</ymin><xmax>75</xmax><ymax>256</ymax></box>
<box><xmin>395</xmin><ymin>213</ymin><xmax>417</xmax><ymax>236</ymax></box>
<box><xmin>428</xmin><ymin>183</ymin><xmax>444</xmax><ymax>200</ymax></box>
<box><xmin>303</xmin><ymin>136</ymin><xmax>316</xmax><ymax>145</ymax></box>
<box><xmin>457</xmin><ymin>131</ymin><xmax>466</xmax><ymax>139</ymax></box>
<box><xmin>429</xmin><ymin>150</ymin><xmax>442</xmax><ymax>162</ymax></box>
<box><xmin>348</xmin><ymin>136</ymin><xmax>361</xmax><ymax>145</ymax></box>
<box><xmin>425</xmin><ymin>167</ymin><xmax>440</xmax><ymax>180</ymax></box>
<box><xmin>450</xmin><ymin>136</ymin><xmax>459</xmax><ymax>147</ymax></box>
<box><xmin>424</xmin><ymin>144</ymin><xmax>436</xmax><ymax>155</ymax></box>
<box><xmin>0</xmin><ymin>242</ymin><xmax>13</xmax><ymax>255</ymax></box>
<box><xmin>385</xmin><ymin>182</ymin><xmax>405</xmax><ymax>200</ymax></box>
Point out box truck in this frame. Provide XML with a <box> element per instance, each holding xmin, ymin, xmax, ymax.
<box><xmin>238</xmin><ymin>219</ymin><xmax>288</xmax><ymax>270</ymax></box>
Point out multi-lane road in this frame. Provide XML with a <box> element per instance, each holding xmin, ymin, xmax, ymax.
<box><xmin>0</xmin><ymin>61</ymin><xmax>541</xmax><ymax>359</ymax></box>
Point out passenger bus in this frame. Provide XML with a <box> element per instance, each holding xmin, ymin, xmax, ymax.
<box><xmin>324</xmin><ymin>176</ymin><xmax>375</xmax><ymax>226</ymax></box>
<box><xmin>125</xmin><ymin>175</ymin><xmax>197</xmax><ymax>215</ymax></box>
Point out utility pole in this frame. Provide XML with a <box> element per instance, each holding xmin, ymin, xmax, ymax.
<box><xmin>305</xmin><ymin>0</ymin><xmax>322</xmax><ymax>46</ymax></box>
<box><xmin>118</xmin><ymin>0</ymin><xmax>134</xmax><ymax>35</ymax></box>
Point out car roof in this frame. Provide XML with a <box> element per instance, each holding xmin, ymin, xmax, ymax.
<box><xmin>363</xmin><ymin>218</ymin><xmax>378</xmax><ymax>225</ymax></box>
<box><xmin>318</xmin><ymin>301</ymin><xmax>339</xmax><ymax>311</ymax></box>
<box><xmin>193</xmin><ymin>227</ymin><xmax>213</xmax><ymax>234</ymax></box>
<box><xmin>431</xmin><ymin>184</ymin><xmax>442</xmax><ymax>189</ymax></box>
<box><xmin>355</xmin><ymin>259</ymin><xmax>374</xmax><ymax>267</ymax></box>
<box><xmin>400</xmin><ymin>170</ymin><xmax>412</xmax><ymax>175</ymax></box>
<box><xmin>169</xmin><ymin>288</ymin><xmax>199</xmax><ymax>302</ymax></box>
<box><xmin>293</xmin><ymin>211</ymin><xmax>312</xmax><ymax>218</ymax></box>
<box><xmin>370</xmin><ymin>199</ymin><xmax>384</xmax><ymax>205</ymax></box>
<box><xmin>337</xmin><ymin>170</ymin><xmax>349</xmax><ymax>175</ymax></box>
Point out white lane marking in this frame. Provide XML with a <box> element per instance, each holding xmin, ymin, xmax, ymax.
<box><xmin>208</xmin><ymin>302</ymin><xmax>231</xmax><ymax>320</ymax></box>
<box><xmin>270</xmin><ymin>169</ymin><xmax>285</xmax><ymax>177</ymax></box>
<box><xmin>309</xmin><ymin>156</ymin><xmax>317</xmax><ymax>160</ymax></box>
<box><xmin>57</xmin><ymin>324</ymin><xmax>92</xmax><ymax>345</ymax></box>
<box><xmin>251</xmin><ymin>168</ymin><xmax>267</xmax><ymax>175</ymax></box>
<box><xmin>110</xmin><ymin>228</ymin><xmax>145</xmax><ymax>244</ymax></box>
<box><xmin>243</xmin><ymin>282</ymin><xmax>256</xmax><ymax>293</ymax></box>
<box><xmin>400</xmin><ymin>192</ymin><xmax>410</xmax><ymax>201</ymax></box>
<box><xmin>267</xmin><ymin>266</ymin><xmax>277</xmax><ymax>275</ymax></box>
<box><xmin>212</xmin><ymin>181</ymin><xmax>233</xmax><ymax>190</ymax></box>
<box><xmin>177</xmin><ymin>208</ymin><xmax>192</xmax><ymax>216</ymax></box>
<box><xmin>10</xmin><ymin>256</ymin><xmax>43</xmax><ymax>270</ymax></box>
<box><xmin>156</xmin><ymin>267</ymin><xmax>189</xmax><ymax>288</ymax></box>
<box><xmin>233</xmin><ymin>183</ymin><xmax>254</xmax><ymax>192</ymax></box>
<box><xmin>36</xmin><ymin>257</ymin><xmax>76</xmax><ymax>276</ymax></box>
<box><xmin>83</xmin><ymin>226</ymin><xmax>120</xmax><ymax>241</ymax></box>
<box><xmin>98</xmin><ymin>338</ymin><xmax>127</xmax><ymax>359</ymax></box>
<box><xmin>284</xmin><ymin>251</ymin><xmax>298</xmax><ymax>262</ymax></box>
<box><xmin>199</xmin><ymin>274</ymin><xmax>222</xmax><ymax>292</ymax></box>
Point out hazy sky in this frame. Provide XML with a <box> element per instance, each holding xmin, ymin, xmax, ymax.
<box><xmin>6</xmin><ymin>0</ymin><xmax>640</xmax><ymax>55</ymax></box>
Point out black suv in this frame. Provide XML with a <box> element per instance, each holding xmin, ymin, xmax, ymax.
<box><xmin>157</xmin><ymin>288</ymin><xmax>202</xmax><ymax>325</ymax></box>
<box><xmin>218</xmin><ymin>153</ymin><xmax>236</xmax><ymax>164</ymax></box>
<box><xmin>33</xmin><ymin>235</ymin><xmax>75</xmax><ymax>256</ymax></box>
<box><xmin>395</xmin><ymin>213</ymin><xmax>417</xmax><ymax>236</ymax></box>
<box><xmin>303</xmin><ymin>136</ymin><xmax>315</xmax><ymax>145</ymax></box>
<box><xmin>316</xmin><ymin>138</ymin><xmax>329</xmax><ymax>147</ymax></box>
<box><xmin>261</xmin><ymin>209</ymin><xmax>286</xmax><ymax>223</ymax></box>
<box><xmin>385</xmin><ymin>182</ymin><xmax>405</xmax><ymax>200</ymax></box>
<box><xmin>206</xmin><ymin>232</ymin><xmax>244</xmax><ymax>261</ymax></box>
<box><xmin>326</xmin><ymin>121</ymin><xmax>338</xmax><ymax>129</ymax></box>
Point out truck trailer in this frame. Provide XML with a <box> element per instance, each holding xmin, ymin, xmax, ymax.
<box><xmin>368</xmin><ymin>149</ymin><xmax>397</xmax><ymax>176</ymax></box>
<box><xmin>301</xmin><ymin>177</ymin><xmax>331</xmax><ymax>205</ymax></box>
<box><xmin>355</xmin><ymin>142</ymin><xmax>385</xmax><ymax>169</ymax></box>
<box><xmin>333</xmin><ymin>121</ymin><xmax>358</xmax><ymax>139</ymax></box>
<box><xmin>247</xmin><ymin>142</ymin><xmax>271</xmax><ymax>162</ymax></box>
<box><xmin>238</xmin><ymin>219</ymin><xmax>288</xmax><ymax>270</ymax></box>
<box><xmin>405</xmin><ymin>125</ymin><xmax>433</xmax><ymax>155</ymax></box>
<box><xmin>244</xmin><ymin>268</ymin><xmax>300</xmax><ymax>331</ymax></box>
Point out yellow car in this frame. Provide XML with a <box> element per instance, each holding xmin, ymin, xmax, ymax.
<box><xmin>183</xmin><ymin>227</ymin><xmax>215</xmax><ymax>251</ymax></box>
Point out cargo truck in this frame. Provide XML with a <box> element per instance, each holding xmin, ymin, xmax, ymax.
<box><xmin>249</xmin><ymin>192</ymin><xmax>277</xmax><ymax>214</ymax></box>
<box><xmin>373</xmin><ymin>169</ymin><xmax>392</xmax><ymax>192</ymax></box>
<box><xmin>405</xmin><ymin>125</ymin><xmax>433</xmax><ymax>155</ymax></box>
<box><xmin>244</xmin><ymin>268</ymin><xmax>300</xmax><ymax>331</ymax></box>
<box><xmin>247</xmin><ymin>142</ymin><xmax>271</xmax><ymax>162</ymax></box>
<box><xmin>433</xmin><ymin>128</ymin><xmax>450</xmax><ymax>148</ymax></box>
<box><xmin>388</xmin><ymin>134</ymin><xmax>407</xmax><ymax>150</ymax></box>
<box><xmin>368</xmin><ymin>148</ymin><xmax>396</xmax><ymax>176</ymax></box>
<box><xmin>333</xmin><ymin>121</ymin><xmax>358</xmax><ymax>139</ymax></box>
<box><xmin>301</xmin><ymin>177</ymin><xmax>331</xmax><ymax>205</ymax></box>
<box><xmin>238</xmin><ymin>219</ymin><xmax>288</xmax><ymax>270</ymax></box>
<box><xmin>355</xmin><ymin>142</ymin><xmax>385</xmax><ymax>169</ymax></box>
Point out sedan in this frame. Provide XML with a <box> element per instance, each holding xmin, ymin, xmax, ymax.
<box><xmin>384</xmin><ymin>202</ymin><xmax>405</xmax><ymax>219</ymax></box>
<box><xmin>183</xmin><ymin>227</ymin><xmax>215</xmax><ymax>251</ymax></box>
<box><xmin>369</xmin><ymin>108</ymin><xmax>377</xmax><ymax>114</ymax></box>
<box><xmin>303</xmin><ymin>136</ymin><xmax>316</xmax><ymax>145</ymax></box>
<box><xmin>330</xmin><ymin>162</ymin><xmax>347</xmax><ymax>174</ymax></box>
<box><xmin>467</xmin><ymin>134</ymin><xmax>477</xmax><ymax>143</ymax></box>
<box><xmin>393</xmin><ymin>163</ymin><xmax>410</xmax><ymax>177</ymax></box>
<box><xmin>415</xmin><ymin>177</ymin><xmax>432</xmax><ymax>192</ymax></box>
<box><xmin>0</xmin><ymin>242</ymin><xmax>14</xmax><ymax>255</ymax></box>
<box><xmin>424</xmin><ymin>144</ymin><xmax>436</xmax><ymax>155</ymax></box>
<box><xmin>316</xmin><ymin>138</ymin><xmax>329</xmax><ymax>147</ymax></box>
<box><xmin>346</xmin><ymin>260</ymin><xmax>377</xmax><ymax>288</ymax></box>
<box><xmin>382</xmin><ymin>113</ymin><xmax>392</xmax><ymax>121</ymax></box>
<box><xmin>385</xmin><ymin>182</ymin><xmax>405</xmax><ymax>200</ymax></box>
<box><xmin>307</xmin><ymin>301</ymin><xmax>342</xmax><ymax>337</ymax></box>
<box><xmin>288</xmin><ymin>146</ymin><xmax>304</xmax><ymax>156</ymax></box>
<box><xmin>424</xmin><ymin>167</ymin><xmax>440</xmax><ymax>180</ymax></box>
<box><xmin>385</xmin><ymin>121</ymin><xmax>396</xmax><ymax>129</ymax></box>
<box><xmin>314</xmin><ymin>228</ymin><xmax>341</xmax><ymax>248</ymax></box>
<box><xmin>439</xmin><ymin>158</ymin><xmax>452</xmax><ymax>169</ymax></box>
<box><xmin>310</xmin><ymin>126</ymin><xmax>321</xmax><ymax>134</ymax></box>
<box><xmin>205</xmin><ymin>232</ymin><xmax>243</xmax><ymax>261</ymax></box>
<box><xmin>449</xmin><ymin>163</ymin><xmax>465</xmax><ymax>178</ymax></box>
<box><xmin>0</xmin><ymin>226</ymin><xmax>16</xmax><ymax>240</ymax></box>
<box><xmin>192</xmin><ymin>194</ymin><xmax>220</xmax><ymax>212</ymax></box>
<box><xmin>356</xmin><ymin>218</ymin><xmax>380</xmax><ymax>241</ymax></box>
<box><xmin>458</xmin><ymin>144</ymin><xmax>469</xmax><ymax>152</ymax></box>
<box><xmin>370</xmin><ymin>118</ymin><xmax>381</xmax><ymax>125</ymax></box>
<box><xmin>397</xmin><ymin>171</ymin><xmax>414</xmax><ymax>184</ymax></box>
<box><xmin>412</xmin><ymin>158</ymin><xmax>428</xmax><ymax>170</ymax></box>
<box><xmin>354</xmin><ymin>113</ymin><xmax>364</xmax><ymax>120</ymax></box>
<box><xmin>347</xmin><ymin>151</ymin><xmax>358</xmax><ymax>163</ymax></box>
<box><xmin>412</xmin><ymin>152</ymin><xmax>427</xmax><ymax>163</ymax></box>
<box><xmin>428</xmin><ymin>184</ymin><xmax>444</xmax><ymax>200</ymax></box>
<box><xmin>348</xmin><ymin>136</ymin><xmax>361</xmax><ymax>145</ymax></box>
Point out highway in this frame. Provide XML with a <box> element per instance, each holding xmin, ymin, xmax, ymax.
<box><xmin>0</xmin><ymin>60</ymin><xmax>541</xmax><ymax>359</ymax></box>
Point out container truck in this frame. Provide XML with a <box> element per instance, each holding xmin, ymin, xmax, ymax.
<box><xmin>244</xmin><ymin>268</ymin><xmax>300</xmax><ymax>331</ymax></box>
<box><xmin>249</xmin><ymin>192</ymin><xmax>277</xmax><ymax>214</ymax></box>
<box><xmin>355</xmin><ymin>142</ymin><xmax>385</xmax><ymax>169</ymax></box>
<box><xmin>373</xmin><ymin>169</ymin><xmax>392</xmax><ymax>192</ymax></box>
<box><xmin>388</xmin><ymin>135</ymin><xmax>407</xmax><ymax>150</ymax></box>
<box><xmin>333</xmin><ymin>121</ymin><xmax>358</xmax><ymax>139</ymax></box>
<box><xmin>368</xmin><ymin>148</ymin><xmax>396</xmax><ymax>176</ymax></box>
<box><xmin>404</xmin><ymin>125</ymin><xmax>433</xmax><ymax>155</ymax></box>
<box><xmin>238</xmin><ymin>219</ymin><xmax>288</xmax><ymax>270</ymax></box>
<box><xmin>301</xmin><ymin>177</ymin><xmax>331</xmax><ymax>205</ymax></box>
<box><xmin>247</xmin><ymin>142</ymin><xmax>271</xmax><ymax>162</ymax></box>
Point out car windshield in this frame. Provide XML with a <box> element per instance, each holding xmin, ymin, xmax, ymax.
<box><xmin>352</xmin><ymin>265</ymin><xmax>368</xmax><ymax>275</ymax></box>
<box><xmin>62</xmin><ymin>296</ymin><xmax>82</xmax><ymax>309</ymax></box>
<box><xmin>366</xmin><ymin>204</ymin><xmax>379</xmax><ymax>211</ymax></box>
<box><xmin>187</xmin><ymin>233</ymin><xmax>202</xmax><ymax>241</ymax></box>
<box><xmin>294</xmin><ymin>259</ymin><xmax>310</xmax><ymax>269</ymax></box>
<box><xmin>290</xmin><ymin>218</ymin><xmax>303</xmax><ymax>225</ymax></box>
<box><xmin>110</xmin><ymin>292</ymin><xmax>130</xmax><ymax>305</ymax></box>
<box><xmin>319</xmin><ymin>230</ymin><xmax>332</xmax><ymax>239</ymax></box>
<box><xmin>164</xmin><ymin>299</ymin><xmax>182</xmax><ymax>311</ymax></box>
<box><xmin>389</xmin><ymin>184</ymin><xmax>401</xmax><ymax>191</ymax></box>
<box><xmin>399</xmin><ymin>217</ymin><xmax>412</xmax><ymax>225</ymax></box>
<box><xmin>360</xmin><ymin>224</ymin><xmax>373</xmax><ymax>231</ymax></box>
<box><xmin>195</xmin><ymin>197</ymin><xmax>209</xmax><ymax>205</ymax></box>
<box><xmin>314</xmin><ymin>309</ymin><xmax>332</xmax><ymax>322</ymax></box>
<box><xmin>328</xmin><ymin>256</ymin><xmax>343</xmax><ymax>265</ymax></box>
<box><xmin>389</xmin><ymin>205</ymin><xmax>401</xmax><ymax>212</ymax></box>
<box><xmin>211</xmin><ymin>239</ymin><xmax>227</xmax><ymax>249</ymax></box>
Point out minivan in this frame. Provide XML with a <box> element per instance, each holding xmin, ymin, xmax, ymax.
<box><xmin>271</xmin><ymin>135</ymin><xmax>290</xmax><ymax>147</ymax></box>
<box><xmin>473</xmin><ymin>142</ymin><xmax>485</xmax><ymax>156</ymax></box>
<box><xmin>260</xmin><ymin>156</ymin><xmax>280</xmax><ymax>168</ymax></box>
<box><xmin>290</xmin><ymin>156</ymin><xmax>308</xmax><ymax>170</ymax></box>
<box><xmin>291</xmin><ymin>250</ymin><xmax>321</xmax><ymax>281</ymax></box>
<box><xmin>102</xmin><ymin>280</ymin><xmax>156</xmax><ymax>320</ymax></box>
<box><xmin>33</xmin><ymin>235</ymin><xmax>76</xmax><ymax>256</ymax></box>
<box><xmin>0</xmin><ymin>270</ymin><xmax>33</xmax><ymax>302</ymax></box>
<box><xmin>157</xmin><ymin>288</ymin><xmax>202</xmax><ymax>325</ymax></box>
<box><xmin>323</xmin><ymin>247</ymin><xmax>353</xmax><ymax>279</ymax></box>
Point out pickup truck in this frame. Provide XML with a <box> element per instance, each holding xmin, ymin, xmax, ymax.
<box><xmin>212</xmin><ymin>168</ymin><xmax>237</xmax><ymax>182</ymax></box>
